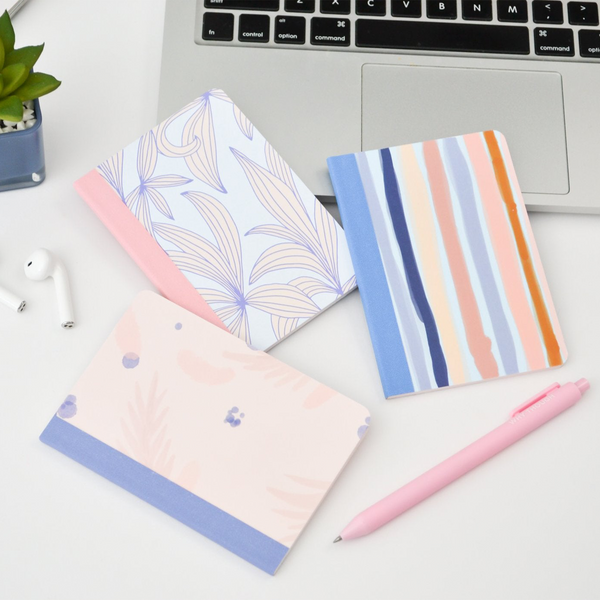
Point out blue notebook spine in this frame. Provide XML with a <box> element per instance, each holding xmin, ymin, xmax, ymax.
<box><xmin>327</xmin><ymin>155</ymin><xmax>414</xmax><ymax>398</ymax></box>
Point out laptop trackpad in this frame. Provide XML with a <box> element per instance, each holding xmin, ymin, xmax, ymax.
<box><xmin>361</xmin><ymin>65</ymin><xmax>568</xmax><ymax>195</ymax></box>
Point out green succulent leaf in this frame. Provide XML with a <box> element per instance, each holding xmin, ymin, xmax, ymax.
<box><xmin>0</xmin><ymin>94</ymin><xmax>23</xmax><ymax>122</ymax></box>
<box><xmin>0</xmin><ymin>73</ymin><xmax>3</xmax><ymax>96</ymax></box>
<box><xmin>15</xmin><ymin>71</ymin><xmax>61</xmax><ymax>102</ymax></box>
<box><xmin>4</xmin><ymin>44</ymin><xmax>44</xmax><ymax>71</ymax></box>
<box><xmin>1</xmin><ymin>62</ymin><xmax>28</xmax><ymax>97</ymax></box>
<box><xmin>0</xmin><ymin>10</ymin><xmax>15</xmax><ymax>55</ymax></box>
<box><xmin>0</xmin><ymin>31</ymin><xmax>4</xmax><ymax>71</ymax></box>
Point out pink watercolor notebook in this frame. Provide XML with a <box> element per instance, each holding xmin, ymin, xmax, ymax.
<box><xmin>40</xmin><ymin>291</ymin><xmax>369</xmax><ymax>575</ymax></box>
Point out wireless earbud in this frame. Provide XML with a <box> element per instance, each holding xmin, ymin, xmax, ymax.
<box><xmin>0</xmin><ymin>283</ymin><xmax>26</xmax><ymax>313</ymax></box>
<box><xmin>24</xmin><ymin>249</ymin><xmax>75</xmax><ymax>329</ymax></box>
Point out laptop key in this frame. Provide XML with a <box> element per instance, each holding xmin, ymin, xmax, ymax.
<box><xmin>204</xmin><ymin>0</ymin><xmax>279</xmax><ymax>10</ymax></box>
<box><xmin>426</xmin><ymin>1</ymin><xmax>458</xmax><ymax>19</ymax></box>
<box><xmin>568</xmin><ymin>2</ymin><xmax>599</xmax><ymax>25</ymax></box>
<box><xmin>275</xmin><ymin>15</ymin><xmax>306</xmax><ymax>43</ymax></box>
<box><xmin>497</xmin><ymin>1</ymin><xmax>528</xmax><ymax>22</ymax></box>
<box><xmin>356</xmin><ymin>0</ymin><xmax>386</xmax><ymax>15</ymax></box>
<box><xmin>462</xmin><ymin>0</ymin><xmax>492</xmax><ymax>21</ymax></box>
<box><xmin>534</xmin><ymin>27</ymin><xmax>575</xmax><ymax>55</ymax></box>
<box><xmin>391</xmin><ymin>0</ymin><xmax>422</xmax><ymax>17</ymax></box>
<box><xmin>285</xmin><ymin>0</ymin><xmax>315</xmax><ymax>12</ymax></box>
<box><xmin>320</xmin><ymin>0</ymin><xmax>351</xmax><ymax>14</ymax></box>
<box><xmin>532</xmin><ymin>1</ymin><xmax>564</xmax><ymax>23</ymax></box>
<box><xmin>579</xmin><ymin>29</ymin><xmax>600</xmax><ymax>55</ymax></box>
<box><xmin>355</xmin><ymin>19</ymin><xmax>530</xmax><ymax>54</ymax></box>
<box><xmin>311</xmin><ymin>17</ymin><xmax>351</xmax><ymax>44</ymax></box>
<box><xmin>202</xmin><ymin>12</ymin><xmax>235</xmax><ymax>41</ymax></box>
<box><xmin>239</xmin><ymin>14</ymin><xmax>270</xmax><ymax>42</ymax></box>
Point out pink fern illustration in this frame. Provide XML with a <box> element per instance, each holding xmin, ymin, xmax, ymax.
<box><xmin>268</xmin><ymin>475</ymin><xmax>331</xmax><ymax>545</ymax></box>
<box><xmin>223</xmin><ymin>350</ymin><xmax>313</xmax><ymax>390</ymax></box>
<box><xmin>119</xmin><ymin>374</ymin><xmax>175</xmax><ymax>478</ymax></box>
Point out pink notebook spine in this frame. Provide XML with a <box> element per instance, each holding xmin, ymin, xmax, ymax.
<box><xmin>74</xmin><ymin>169</ymin><xmax>228</xmax><ymax>332</ymax></box>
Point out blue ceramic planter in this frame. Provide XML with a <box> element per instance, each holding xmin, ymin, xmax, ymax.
<box><xmin>0</xmin><ymin>98</ymin><xmax>45</xmax><ymax>192</ymax></box>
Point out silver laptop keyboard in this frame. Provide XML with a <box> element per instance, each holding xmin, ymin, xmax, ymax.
<box><xmin>196</xmin><ymin>0</ymin><xmax>600</xmax><ymax>61</ymax></box>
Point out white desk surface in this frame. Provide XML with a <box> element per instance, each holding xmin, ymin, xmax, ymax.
<box><xmin>1</xmin><ymin>2</ymin><xmax>599</xmax><ymax>599</ymax></box>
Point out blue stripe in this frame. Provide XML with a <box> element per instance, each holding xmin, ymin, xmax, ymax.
<box><xmin>380</xmin><ymin>149</ymin><xmax>449</xmax><ymax>388</ymax></box>
<box><xmin>328</xmin><ymin>154</ymin><xmax>414</xmax><ymax>397</ymax></box>
<box><xmin>40</xmin><ymin>416</ymin><xmax>288</xmax><ymax>575</ymax></box>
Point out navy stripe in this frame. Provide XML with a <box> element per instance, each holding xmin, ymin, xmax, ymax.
<box><xmin>327</xmin><ymin>154</ymin><xmax>414</xmax><ymax>397</ymax></box>
<box><xmin>40</xmin><ymin>416</ymin><xmax>288</xmax><ymax>575</ymax></box>
<box><xmin>380</xmin><ymin>148</ymin><xmax>449</xmax><ymax>388</ymax></box>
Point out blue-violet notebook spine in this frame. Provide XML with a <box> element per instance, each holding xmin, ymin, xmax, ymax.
<box><xmin>327</xmin><ymin>154</ymin><xmax>413</xmax><ymax>398</ymax></box>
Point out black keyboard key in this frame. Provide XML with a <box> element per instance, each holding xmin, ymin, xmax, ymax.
<box><xmin>275</xmin><ymin>15</ymin><xmax>306</xmax><ymax>43</ymax></box>
<box><xmin>533</xmin><ymin>1</ymin><xmax>564</xmax><ymax>23</ymax></box>
<box><xmin>534</xmin><ymin>27</ymin><xmax>574</xmax><ymax>54</ymax></box>
<box><xmin>427</xmin><ymin>0</ymin><xmax>457</xmax><ymax>19</ymax></box>
<box><xmin>568</xmin><ymin>2</ymin><xmax>599</xmax><ymax>25</ymax></box>
<box><xmin>497</xmin><ymin>1</ymin><xmax>528</xmax><ymax>22</ymax></box>
<box><xmin>239</xmin><ymin>14</ymin><xmax>270</xmax><ymax>42</ymax></box>
<box><xmin>202</xmin><ymin>12</ymin><xmax>234</xmax><ymax>41</ymax></box>
<box><xmin>356</xmin><ymin>0</ymin><xmax>387</xmax><ymax>15</ymax></box>
<box><xmin>311</xmin><ymin>17</ymin><xmax>350</xmax><ymax>44</ymax></box>
<box><xmin>205</xmin><ymin>0</ymin><xmax>279</xmax><ymax>10</ymax></box>
<box><xmin>391</xmin><ymin>0</ymin><xmax>422</xmax><ymax>17</ymax></box>
<box><xmin>356</xmin><ymin>19</ymin><xmax>530</xmax><ymax>53</ymax></box>
<box><xmin>462</xmin><ymin>0</ymin><xmax>492</xmax><ymax>20</ymax></box>
<box><xmin>285</xmin><ymin>0</ymin><xmax>315</xmax><ymax>12</ymax></box>
<box><xmin>579</xmin><ymin>28</ymin><xmax>600</xmax><ymax>55</ymax></box>
<box><xmin>320</xmin><ymin>0</ymin><xmax>351</xmax><ymax>14</ymax></box>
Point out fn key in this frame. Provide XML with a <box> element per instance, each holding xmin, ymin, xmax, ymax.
<box><xmin>203</xmin><ymin>12</ymin><xmax>234</xmax><ymax>41</ymax></box>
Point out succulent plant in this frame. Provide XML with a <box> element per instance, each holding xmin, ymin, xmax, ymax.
<box><xmin>0</xmin><ymin>10</ymin><xmax>60</xmax><ymax>123</ymax></box>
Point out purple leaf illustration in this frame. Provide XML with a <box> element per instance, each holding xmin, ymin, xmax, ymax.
<box><xmin>249</xmin><ymin>243</ymin><xmax>331</xmax><ymax>285</ymax></box>
<box><xmin>97</xmin><ymin>150</ymin><xmax>124</xmax><ymax>201</ymax></box>
<box><xmin>245</xmin><ymin>284</ymin><xmax>319</xmax><ymax>318</ymax></box>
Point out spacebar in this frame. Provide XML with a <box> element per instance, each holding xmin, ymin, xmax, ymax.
<box><xmin>355</xmin><ymin>20</ymin><xmax>530</xmax><ymax>55</ymax></box>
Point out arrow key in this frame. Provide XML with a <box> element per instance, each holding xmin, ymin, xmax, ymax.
<box><xmin>568</xmin><ymin>2</ymin><xmax>599</xmax><ymax>25</ymax></box>
<box><xmin>533</xmin><ymin>0</ymin><xmax>564</xmax><ymax>23</ymax></box>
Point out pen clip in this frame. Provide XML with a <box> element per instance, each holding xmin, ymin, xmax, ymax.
<box><xmin>510</xmin><ymin>383</ymin><xmax>561</xmax><ymax>418</ymax></box>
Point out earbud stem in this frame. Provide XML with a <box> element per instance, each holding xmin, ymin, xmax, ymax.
<box><xmin>0</xmin><ymin>284</ymin><xmax>26</xmax><ymax>313</ymax></box>
<box><xmin>53</xmin><ymin>265</ymin><xmax>75</xmax><ymax>328</ymax></box>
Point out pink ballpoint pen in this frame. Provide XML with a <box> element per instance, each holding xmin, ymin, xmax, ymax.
<box><xmin>335</xmin><ymin>379</ymin><xmax>590</xmax><ymax>543</ymax></box>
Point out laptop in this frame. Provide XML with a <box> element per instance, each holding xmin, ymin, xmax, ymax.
<box><xmin>159</xmin><ymin>1</ymin><xmax>600</xmax><ymax>214</ymax></box>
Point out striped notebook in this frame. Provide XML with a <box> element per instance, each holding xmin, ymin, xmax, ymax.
<box><xmin>328</xmin><ymin>131</ymin><xmax>567</xmax><ymax>399</ymax></box>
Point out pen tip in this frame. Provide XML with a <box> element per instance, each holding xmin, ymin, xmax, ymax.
<box><xmin>333</xmin><ymin>536</ymin><xmax>342</xmax><ymax>544</ymax></box>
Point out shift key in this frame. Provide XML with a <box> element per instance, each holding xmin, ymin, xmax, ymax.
<box><xmin>311</xmin><ymin>17</ymin><xmax>350</xmax><ymax>46</ymax></box>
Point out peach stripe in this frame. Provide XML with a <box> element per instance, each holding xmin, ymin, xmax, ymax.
<box><xmin>423</xmin><ymin>141</ymin><xmax>498</xmax><ymax>379</ymax></box>
<box><xmin>398</xmin><ymin>145</ymin><xmax>466</xmax><ymax>384</ymax></box>
<box><xmin>498</xmin><ymin>133</ymin><xmax>567</xmax><ymax>357</ymax></box>
<box><xmin>464</xmin><ymin>134</ymin><xmax>546</xmax><ymax>371</ymax></box>
<box><xmin>484</xmin><ymin>132</ymin><xmax>562</xmax><ymax>366</ymax></box>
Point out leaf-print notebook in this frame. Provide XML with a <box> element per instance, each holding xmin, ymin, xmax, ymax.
<box><xmin>40</xmin><ymin>291</ymin><xmax>370</xmax><ymax>575</ymax></box>
<box><xmin>74</xmin><ymin>89</ymin><xmax>356</xmax><ymax>351</ymax></box>
<box><xmin>328</xmin><ymin>131</ymin><xmax>567</xmax><ymax>399</ymax></box>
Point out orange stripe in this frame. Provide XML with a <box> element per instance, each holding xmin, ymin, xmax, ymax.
<box><xmin>483</xmin><ymin>131</ymin><xmax>562</xmax><ymax>366</ymax></box>
<box><xmin>464</xmin><ymin>133</ymin><xmax>546</xmax><ymax>371</ymax></box>
<box><xmin>423</xmin><ymin>141</ymin><xmax>498</xmax><ymax>379</ymax></box>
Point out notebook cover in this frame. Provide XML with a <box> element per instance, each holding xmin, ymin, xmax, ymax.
<box><xmin>327</xmin><ymin>131</ymin><xmax>567</xmax><ymax>399</ymax></box>
<box><xmin>74</xmin><ymin>89</ymin><xmax>356</xmax><ymax>351</ymax></box>
<box><xmin>40</xmin><ymin>291</ymin><xmax>370</xmax><ymax>575</ymax></box>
